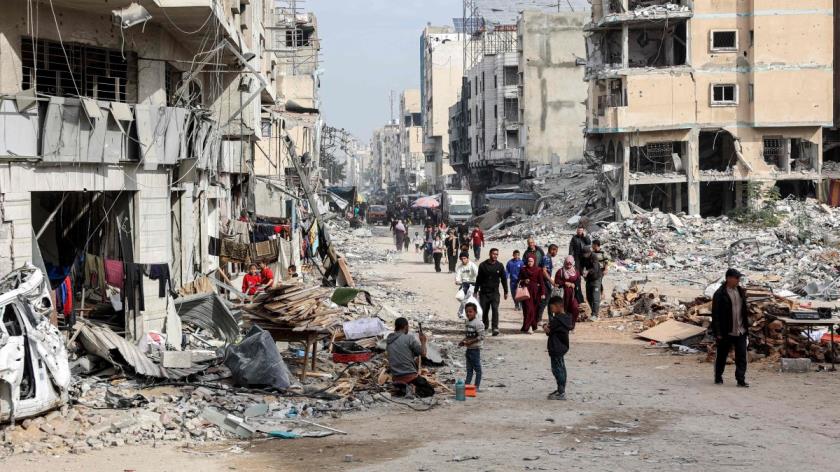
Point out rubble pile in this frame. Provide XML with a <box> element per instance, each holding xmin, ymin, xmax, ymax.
<box><xmin>601</xmin><ymin>284</ymin><xmax>837</xmax><ymax>363</ymax></box>
<box><xmin>598</xmin><ymin>199</ymin><xmax>840</xmax><ymax>300</ymax></box>
<box><xmin>488</xmin><ymin>161</ymin><xmax>609</xmax><ymax>241</ymax></box>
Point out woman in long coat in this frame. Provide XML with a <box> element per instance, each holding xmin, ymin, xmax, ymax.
<box><xmin>518</xmin><ymin>255</ymin><xmax>545</xmax><ymax>333</ymax></box>
<box><xmin>554</xmin><ymin>255</ymin><xmax>580</xmax><ymax>326</ymax></box>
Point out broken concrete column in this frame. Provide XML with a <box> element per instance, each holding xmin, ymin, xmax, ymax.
<box><xmin>686</xmin><ymin>128</ymin><xmax>700</xmax><ymax>215</ymax></box>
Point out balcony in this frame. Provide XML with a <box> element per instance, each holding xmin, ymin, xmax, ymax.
<box><xmin>487</xmin><ymin>147</ymin><xmax>523</xmax><ymax>163</ymax></box>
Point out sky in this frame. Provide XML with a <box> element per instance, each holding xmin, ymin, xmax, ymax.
<box><xmin>312</xmin><ymin>0</ymin><xmax>462</xmax><ymax>144</ymax></box>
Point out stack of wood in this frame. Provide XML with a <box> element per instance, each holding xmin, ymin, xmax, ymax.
<box><xmin>243</xmin><ymin>284</ymin><xmax>348</xmax><ymax>333</ymax></box>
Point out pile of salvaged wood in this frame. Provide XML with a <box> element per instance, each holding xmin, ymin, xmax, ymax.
<box><xmin>243</xmin><ymin>284</ymin><xmax>347</xmax><ymax>333</ymax></box>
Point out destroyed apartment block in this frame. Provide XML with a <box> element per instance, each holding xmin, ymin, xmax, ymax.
<box><xmin>585</xmin><ymin>0</ymin><xmax>837</xmax><ymax>217</ymax></box>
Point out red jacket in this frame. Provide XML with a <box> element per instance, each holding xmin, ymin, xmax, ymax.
<box><xmin>242</xmin><ymin>274</ymin><xmax>262</xmax><ymax>295</ymax></box>
<box><xmin>471</xmin><ymin>229</ymin><xmax>484</xmax><ymax>247</ymax></box>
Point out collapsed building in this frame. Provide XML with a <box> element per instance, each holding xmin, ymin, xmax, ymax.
<box><xmin>449</xmin><ymin>7</ymin><xmax>589</xmax><ymax>207</ymax></box>
<box><xmin>585</xmin><ymin>0</ymin><xmax>837</xmax><ymax>216</ymax></box>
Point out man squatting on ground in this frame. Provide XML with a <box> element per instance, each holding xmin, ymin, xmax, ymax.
<box><xmin>386</xmin><ymin>318</ymin><xmax>435</xmax><ymax>397</ymax></box>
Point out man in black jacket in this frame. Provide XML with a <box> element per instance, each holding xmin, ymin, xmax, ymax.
<box><xmin>712</xmin><ymin>268</ymin><xmax>750</xmax><ymax>387</ymax></box>
<box><xmin>568</xmin><ymin>225</ymin><xmax>591</xmax><ymax>273</ymax></box>
<box><xmin>475</xmin><ymin>247</ymin><xmax>508</xmax><ymax>336</ymax></box>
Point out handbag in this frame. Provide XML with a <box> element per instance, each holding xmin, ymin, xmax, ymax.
<box><xmin>514</xmin><ymin>286</ymin><xmax>531</xmax><ymax>302</ymax></box>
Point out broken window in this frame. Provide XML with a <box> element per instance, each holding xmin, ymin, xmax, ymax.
<box><xmin>504</xmin><ymin>98</ymin><xmax>518</xmax><ymax>122</ymax></box>
<box><xmin>21</xmin><ymin>37</ymin><xmax>134</xmax><ymax>102</ymax></box>
<box><xmin>285</xmin><ymin>28</ymin><xmax>314</xmax><ymax>47</ymax></box>
<box><xmin>626</xmin><ymin>23</ymin><xmax>687</xmax><ymax>68</ymax></box>
<box><xmin>629</xmin><ymin>183</ymin><xmax>687</xmax><ymax>213</ymax></box>
<box><xmin>710</xmin><ymin>30</ymin><xmax>738</xmax><ymax>52</ymax></box>
<box><xmin>711</xmin><ymin>84</ymin><xmax>737</xmax><ymax>106</ymax></box>
<box><xmin>630</xmin><ymin>141</ymin><xmax>684</xmax><ymax>174</ymax></box>
<box><xmin>412</xmin><ymin>113</ymin><xmax>421</xmax><ymax>126</ymax></box>
<box><xmin>699</xmin><ymin>130</ymin><xmax>737</xmax><ymax>171</ymax></box>
<box><xmin>762</xmin><ymin>137</ymin><xmax>784</xmax><ymax>168</ymax></box>
<box><xmin>504</xmin><ymin>66</ymin><xmax>518</xmax><ymax>86</ymax></box>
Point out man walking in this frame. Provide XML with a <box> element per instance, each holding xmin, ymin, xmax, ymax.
<box><xmin>506</xmin><ymin>250</ymin><xmax>524</xmax><ymax>309</ymax></box>
<box><xmin>582</xmin><ymin>240</ymin><xmax>608</xmax><ymax>318</ymax></box>
<box><xmin>475</xmin><ymin>247</ymin><xmax>509</xmax><ymax>336</ymax></box>
<box><xmin>712</xmin><ymin>269</ymin><xmax>750</xmax><ymax>387</ymax></box>
<box><xmin>537</xmin><ymin>244</ymin><xmax>559</xmax><ymax>323</ymax></box>
<box><xmin>568</xmin><ymin>225</ymin><xmax>591</xmax><ymax>273</ymax></box>
<box><xmin>471</xmin><ymin>225</ymin><xmax>485</xmax><ymax>260</ymax></box>
<box><xmin>523</xmin><ymin>237</ymin><xmax>545</xmax><ymax>264</ymax></box>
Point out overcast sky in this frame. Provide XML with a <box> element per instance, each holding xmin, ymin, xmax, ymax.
<box><xmin>313</xmin><ymin>0</ymin><xmax>461</xmax><ymax>143</ymax></box>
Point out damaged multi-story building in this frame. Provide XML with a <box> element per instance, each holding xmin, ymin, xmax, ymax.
<box><xmin>0</xmin><ymin>0</ymin><xmax>284</xmax><ymax>341</ymax></box>
<box><xmin>585</xmin><ymin>0</ymin><xmax>835</xmax><ymax>216</ymax></box>
<box><xmin>399</xmin><ymin>89</ymin><xmax>425</xmax><ymax>193</ymax></box>
<box><xmin>421</xmin><ymin>25</ymin><xmax>465</xmax><ymax>192</ymax></box>
<box><xmin>449</xmin><ymin>4</ymin><xmax>589</xmax><ymax>205</ymax></box>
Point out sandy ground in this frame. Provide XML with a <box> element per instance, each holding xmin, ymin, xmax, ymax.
<box><xmin>4</xmin><ymin>226</ymin><xmax>840</xmax><ymax>471</ymax></box>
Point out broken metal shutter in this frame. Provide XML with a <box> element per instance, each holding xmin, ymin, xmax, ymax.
<box><xmin>0</xmin><ymin>100</ymin><xmax>39</xmax><ymax>158</ymax></box>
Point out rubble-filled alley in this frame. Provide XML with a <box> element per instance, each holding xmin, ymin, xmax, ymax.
<box><xmin>3</xmin><ymin>0</ymin><xmax>840</xmax><ymax>471</ymax></box>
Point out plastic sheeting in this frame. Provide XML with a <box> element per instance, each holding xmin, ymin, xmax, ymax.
<box><xmin>224</xmin><ymin>326</ymin><xmax>292</xmax><ymax>390</ymax></box>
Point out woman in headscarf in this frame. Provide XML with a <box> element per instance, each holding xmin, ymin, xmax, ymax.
<box><xmin>394</xmin><ymin>220</ymin><xmax>407</xmax><ymax>251</ymax></box>
<box><xmin>554</xmin><ymin>255</ymin><xmax>580</xmax><ymax>326</ymax></box>
<box><xmin>518</xmin><ymin>255</ymin><xmax>545</xmax><ymax>333</ymax></box>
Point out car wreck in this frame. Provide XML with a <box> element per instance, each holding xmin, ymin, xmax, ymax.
<box><xmin>0</xmin><ymin>264</ymin><xmax>71</xmax><ymax>423</ymax></box>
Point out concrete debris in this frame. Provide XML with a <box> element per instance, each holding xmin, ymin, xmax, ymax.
<box><xmin>601</xmin><ymin>284</ymin><xmax>838</xmax><ymax>363</ymax></box>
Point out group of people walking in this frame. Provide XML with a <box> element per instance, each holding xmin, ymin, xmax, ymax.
<box><xmin>448</xmin><ymin>224</ymin><xmax>609</xmax><ymax>336</ymax></box>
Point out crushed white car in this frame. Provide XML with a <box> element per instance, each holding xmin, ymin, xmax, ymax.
<box><xmin>0</xmin><ymin>263</ymin><xmax>71</xmax><ymax>423</ymax></box>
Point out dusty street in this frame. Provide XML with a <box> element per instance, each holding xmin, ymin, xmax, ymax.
<box><xmin>4</xmin><ymin>226</ymin><xmax>839</xmax><ymax>472</ymax></box>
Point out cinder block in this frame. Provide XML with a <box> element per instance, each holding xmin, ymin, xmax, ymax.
<box><xmin>780</xmin><ymin>358</ymin><xmax>811</xmax><ymax>373</ymax></box>
<box><xmin>162</xmin><ymin>351</ymin><xmax>193</xmax><ymax>369</ymax></box>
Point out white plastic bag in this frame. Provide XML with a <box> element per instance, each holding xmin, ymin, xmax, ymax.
<box><xmin>455</xmin><ymin>289</ymin><xmax>466</xmax><ymax>302</ymax></box>
<box><xmin>463</xmin><ymin>295</ymin><xmax>483</xmax><ymax>319</ymax></box>
<box><xmin>342</xmin><ymin>318</ymin><xmax>387</xmax><ymax>340</ymax></box>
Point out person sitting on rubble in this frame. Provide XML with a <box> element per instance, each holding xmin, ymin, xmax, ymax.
<box><xmin>287</xmin><ymin>264</ymin><xmax>299</xmax><ymax>279</ymax></box>
<box><xmin>386</xmin><ymin>317</ymin><xmax>435</xmax><ymax>398</ymax></box>
<box><xmin>258</xmin><ymin>261</ymin><xmax>274</xmax><ymax>290</ymax></box>
<box><xmin>242</xmin><ymin>264</ymin><xmax>263</xmax><ymax>297</ymax></box>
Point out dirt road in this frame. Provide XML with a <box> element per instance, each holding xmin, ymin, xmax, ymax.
<box><xmin>6</xmin><ymin>227</ymin><xmax>840</xmax><ymax>471</ymax></box>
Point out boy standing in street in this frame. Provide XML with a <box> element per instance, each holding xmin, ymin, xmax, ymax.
<box><xmin>459</xmin><ymin>302</ymin><xmax>484</xmax><ymax>390</ymax></box>
<box><xmin>543</xmin><ymin>296</ymin><xmax>573</xmax><ymax>400</ymax></box>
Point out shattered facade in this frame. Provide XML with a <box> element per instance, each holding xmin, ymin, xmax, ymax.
<box><xmin>421</xmin><ymin>26</ymin><xmax>465</xmax><ymax>192</ymax></box>
<box><xmin>0</xmin><ymin>0</ymin><xmax>281</xmax><ymax>339</ymax></box>
<box><xmin>449</xmin><ymin>10</ymin><xmax>588</xmax><ymax>199</ymax></box>
<box><xmin>585</xmin><ymin>0</ymin><xmax>835</xmax><ymax>216</ymax></box>
<box><xmin>399</xmin><ymin>89</ymin><xmax>425</xmax><ymax>193</ymax></box>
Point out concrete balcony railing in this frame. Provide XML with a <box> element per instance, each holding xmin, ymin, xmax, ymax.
<box><xmin>487</xmin><ymin>147</ymin><xmax>523</xmax><ymax>163</ymax></box>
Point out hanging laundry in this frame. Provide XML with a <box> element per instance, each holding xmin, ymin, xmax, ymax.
<box><xmin>104</xmin><ymin>259</ymin><xmax>125</xmax><ymax>288</ymax></box>
<box><xmin>148</xmin><ymin>264</ymin><xmax>172</xmax><ymax>298</ymax></box>
<box><xmin>221</xmin><ymin>238</ymin><xmax>250</xmax><ymax>262</ymax></box>
<box><xmin>250</xmin><ymin>240</ymin><xmax>278</xmax><ymax>263</ymax></box>
<box><xmin>84</xmin><ymin>253</ymin><xmax>106</xmax><ymax>295</ymax></box>
<box><xmin>55</xmin><ymin>276</ymin><xmax>73</xmax><ymax>316</ymax></box>
<box><xmin>124</xmin><ymin>263</ymin><xmax>146</xmax><ymax>312</ymax></box>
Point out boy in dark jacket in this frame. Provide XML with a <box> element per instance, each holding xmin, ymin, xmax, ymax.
<box><xmin>543</xmin><ymin>296</ymin><xmax>573</xmax><ymax>400</ymax></box>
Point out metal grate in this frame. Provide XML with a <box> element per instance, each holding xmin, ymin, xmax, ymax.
<box><xmin>763</xmin><ymin>137</ymin><xmax>784</xmax><ymax>165</ymax></box>
<box><xmin>21</xmin><ymin>37</ymin><xmax>133</xmax><ymax>102</ymax></box>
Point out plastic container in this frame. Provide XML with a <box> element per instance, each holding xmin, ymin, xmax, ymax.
<box><xmin>332</xmin><ymin>351</ymin><xmax>373</xmax><ymax>363</ymax></box>
<box><xmin>455</xmin><ymin>379</ymin><xmax>465</xmax><ymax>401</ymax></box>
<box><xmin>465</xmin><ymin>384</ymin><xmax>476</xmax><ymax>397</ymax></box>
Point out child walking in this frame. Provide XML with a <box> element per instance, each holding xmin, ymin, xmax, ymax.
<box><xmin>459</xmin><ymin>302</ymin><xmax>484</xmax><ymax>390</ymax></box>
<box><xmin>543</xmin><ymin>296</ymin><xmax>573</xmax><ymax>400</ymax></box>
